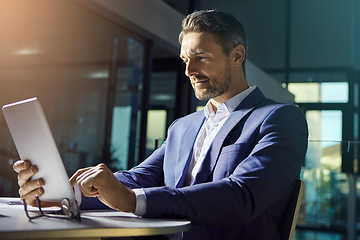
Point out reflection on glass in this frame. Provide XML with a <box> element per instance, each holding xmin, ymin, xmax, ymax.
<box><xmin>306</xmin><ymin>110</ymin><xmax>342</xmax><ymax>169</ymax></box>
<box><xmin>111</xmin><ymin>106</ymin><xmax>132</xmax><ymax>170</ymax></box>
<box><xmin>146</xmin><ymin>71</ymin><xmax>177</xmax><ymax>157</ymax></box>
<box><xmin>288</xmin><ymin>82</ymin><xmax>348</xmax><ymax>103</ymax></box>
<box><xmin>298</xmin><ymin>110</ymin><xmax>347</xmax><ymax>238</ymax></box>
<box><xmin>146</xmin><ymin>110</ymin><xmax>167</xmax><ymax>155</ymax></box>
<box><xmin>110</xmin><ymin>37</ymin><xmax>145</xmax><ymax>170</ymax></box>
<box><xmin>0</xmin><ymin>0</ymin><xmax>148</xmax><ymax>194</ymax></box>
<box><xmin>301</xmin><ymin>153</ymin><xmax>348</xmax><ymax>227</ymax></box>
<box><xmin>288</xmin><ymin>82</ymin><xmax>321</xmax><ymax>103</ymax></box>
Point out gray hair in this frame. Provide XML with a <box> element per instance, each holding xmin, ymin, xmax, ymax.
<box><xmin>179</xmin><ymin>9</ymin><xmax>247</xmax><ymax>73</ymax></box>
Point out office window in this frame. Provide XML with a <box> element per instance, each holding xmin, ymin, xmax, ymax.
<box><xmin>287</xmin><ymin>71</ymin><xmax>349</xmax><ymax>103</ymax></box>
<box><xmin>301</xmin><ymin>110</ymin><xmax>347</xmax><ymax>230</ymax></box>
<box><xmin>306</xmin><ymin>110</ymin><xmax>342</xmax><ymax>169</ymax></box>
<box><xmin>288</xmin><ymin>82</ymin><xmax>349</xmax><ymax>103</ymax></box>
<box><xmin>146</xmin><ymin>110</ymin><xmax>167</xmax><ymax>153</ymax></box>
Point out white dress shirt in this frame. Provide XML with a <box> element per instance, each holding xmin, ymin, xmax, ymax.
<box><xmin>184</xmin><ymin>85</ymin><xmax>256</xmax><ymax>185</ymax></box>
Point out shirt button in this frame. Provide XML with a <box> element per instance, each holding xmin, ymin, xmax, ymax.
<box><xmin>213</xmin><ymin>123</ymin><xmax>219</xmax><ymax>127</ymax></box>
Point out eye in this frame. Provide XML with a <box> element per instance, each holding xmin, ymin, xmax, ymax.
<box><xmin>198</xmin><ymin>56</ymin><xmax>208</xmax><ymax>61</ymax></box>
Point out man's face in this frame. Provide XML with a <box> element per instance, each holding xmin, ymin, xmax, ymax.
<box><xmin>180</xmin><ymin>32</ymin><xmax>233</xmax><ymax>101</ymax></box>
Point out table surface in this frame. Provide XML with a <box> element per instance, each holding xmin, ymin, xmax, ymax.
<box><xmin>0</xmin><ymin>197</ymin><xmax>191</xmax><ymax>239</ymax></box>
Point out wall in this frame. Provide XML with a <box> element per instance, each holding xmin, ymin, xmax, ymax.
<box><xmin>75</xmin><ymin>0</ymin><xmax>295</xmax><ymax>103</ymax></box>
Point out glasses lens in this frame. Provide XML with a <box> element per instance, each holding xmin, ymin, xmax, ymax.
<box><xmin>61</xmin><ymin>198</ymin><xmax>71</xmax><ymax>216</ymax></box>
<box><xmin>60</xmin><ymin>198</ymin><xmax>80</xmax><ymax>221</ymax></box>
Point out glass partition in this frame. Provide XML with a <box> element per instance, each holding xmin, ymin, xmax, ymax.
<box><xmin>108</xmin><ymin>38</ymin><xmax>145</xmax><ymax>170</ymax></box>
<box><xmin>295</xmin><ymin>109</ymin><xmax>350</xmax><ymax>239</ymax></box>
<box><xmin>0</xmin><ymin>0</ymin><xmax>147</xmax><ymax>196</ymax></box>
<box><xmin>146</xmin><ymin>71</ymin><xmax>177</xmax><ymax>157</ymax></box>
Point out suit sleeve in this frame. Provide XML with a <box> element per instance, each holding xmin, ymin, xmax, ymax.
<box><xmin>142</xmin><ymin>105</ymin><xmax>308</xmax><ymax>226</ymax></box>
<box><xmin>114</xmin><ymin>143</ymin><xmax>166</xmax><ymax>188</ymax></box>
<box><xmin>113</xmin><ymin>118</ymin><xmax>183</xmax><ymax>188</ymax></box>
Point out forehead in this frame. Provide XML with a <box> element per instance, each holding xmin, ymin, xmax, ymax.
<box><xmin>180</xmin><ymin>32</ymin><xmax>223</xmax><ymax>57</ymax></box>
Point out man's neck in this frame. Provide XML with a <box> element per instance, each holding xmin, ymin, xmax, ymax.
<box><xmin>210</xmin><ymin>84</ymin><xmax>249</xmax><ymax>113</ymax></box>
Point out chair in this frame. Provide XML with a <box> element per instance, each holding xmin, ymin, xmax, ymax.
<box><xmin>278</xmin><ymin>179</ymin><xmax>305</xmax><ymax>240</ymax></box>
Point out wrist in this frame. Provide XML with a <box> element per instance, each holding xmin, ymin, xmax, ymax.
<box><xmin>127</xmin><ymin>189</ymin><xmax>136</xmax><ymax>213</ymax></box>
<box><xmin>113</xmin><ymin>187</ymin><xmax>136</xmax><ymax>213</ymax></box>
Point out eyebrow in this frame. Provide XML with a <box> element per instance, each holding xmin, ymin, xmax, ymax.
<box><xmin>180</xmin><ymin>51</ymin><xmax>208</xmax><ymax>59</ymax></box>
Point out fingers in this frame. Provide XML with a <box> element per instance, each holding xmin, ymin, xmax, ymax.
<box><xmin>70</xmin><ymin>163</ymin><xmax>136</xmax><ymax>213</ymax></box>
<box><xmin>71</xmin><ymin>164</ymin><xmax>111</xmax><ymax>197</ymax></box>
<box><xmin>13</xmin><ymin>159</ymin><xmax>38</xmax><ymax>187</ymax></box>
<box><xmin>75</xmin><ymin>164</ymin><xmax>108</xmax><ymax>197</ymax></box>
<box><xmin>17</xmin><ymin>165</ymin><xmax>38</xmax><ymax>187</ymax></box>
<box><xmin>19</xmin><ymin>178</ymin><xmax>45</xmax><ymax>206</ymax></box>
<box><xmin>21</xmin><ymin>185</ymin><xmax>44</xmax><ymax>206</ymax></box>
<box><xmin>69</xmin><ymin>167</ymin><xmax>92</xmax><ymax>187</ymax></box>
<box><xmin>13</xmin><ymin>159</ymin><xmax>31</xmax><ymax>173</ymax></box>
<box><xmin>13</xmin><ymin>159</ymin><xmax>44</xmax><ymax>206</ymax></box>
<box><xmin>19</xmin><ymin>178</ymin><xmax>44</xmax><ymax>197</ymax></box>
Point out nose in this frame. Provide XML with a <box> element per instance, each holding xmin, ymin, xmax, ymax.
<box><xmin>185</xmin><ymin>59</ymin><xmax>198</xmax><ymax>77</ymax></box>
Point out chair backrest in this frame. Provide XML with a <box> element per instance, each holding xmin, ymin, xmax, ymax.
<box><xmin>278</xmin><ymin>179</ymin><xmax>305</xmax><ymax>240</ymax></box>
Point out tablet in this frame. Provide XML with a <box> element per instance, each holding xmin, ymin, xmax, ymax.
<box><xmin>2</xmin><ymin>97</ymin><xmax>75</xmax><ymax>201</ymax></box>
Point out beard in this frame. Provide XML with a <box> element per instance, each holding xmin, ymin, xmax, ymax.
<box><xmin>191</xmin><ymin>74</ymin><xmax>232</xmax><ymax>101</ymax></box>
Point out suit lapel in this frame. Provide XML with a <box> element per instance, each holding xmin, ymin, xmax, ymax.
<box><xmin>193</xmin><ymin>88</ymin><xmax>265</xmax><ymax>184</ymax></box>
<box><xmin>175</xmin><ymin>111</ymin><xmax>205</xmax><ymax>187</ymax></box>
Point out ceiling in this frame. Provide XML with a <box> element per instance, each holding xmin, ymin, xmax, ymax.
<box><xmin>0</xmin><ymin>0</ymin><xmax>358</xmax><ymax>109</ymax></box>
<box><xmin>2</xmin><ymin>0</ymin><xmax>358</xmax><ymax>77</ymax></box>
<box><xmin>162</xmin><ymin>0</ymin><xmax>360</xmax><ymax>75</ymax></box>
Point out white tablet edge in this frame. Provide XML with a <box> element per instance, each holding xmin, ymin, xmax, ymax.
<box><xmin>2</xmin><ymin>97</ymin><xmax>75</xmax><ymax>201</ymax></box>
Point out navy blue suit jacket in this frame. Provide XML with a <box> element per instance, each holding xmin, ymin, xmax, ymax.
<box><xmin>84</xmin><ymin>88</ymin><xmax>308</xmax><ymax>240</ymax></box>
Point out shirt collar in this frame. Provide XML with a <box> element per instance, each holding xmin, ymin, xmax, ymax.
<box><xmin>203</xmin><ymin>85</ymin><xmax>257</xmax><ymax>119</ymax></box>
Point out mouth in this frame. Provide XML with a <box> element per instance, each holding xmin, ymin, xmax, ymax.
<box><xmin>192</xmin><ymin>77</ymin><xmax>209</xmax><ymax>87</ymax></box>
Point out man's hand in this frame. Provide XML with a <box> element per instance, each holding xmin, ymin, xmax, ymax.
<box><xmin>70</xmin><ymin>163</ymin><xmax>136</xmax><ymax>213</ymax></box>
<box><xmin>13</xmin><ymin>160</ymin><xmax>44</xmax><ymax>206</ymax></box>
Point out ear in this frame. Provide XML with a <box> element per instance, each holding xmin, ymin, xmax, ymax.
<box><xmin>232</xmin><ymin>44</ymin><xmax>246</xmax><ymax>66</ymax></box>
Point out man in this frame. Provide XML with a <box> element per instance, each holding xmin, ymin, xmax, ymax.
<box><xmin>13</xmin><ymin>10</ymin><xmax>308</xmax><ymax>239</ymax></box>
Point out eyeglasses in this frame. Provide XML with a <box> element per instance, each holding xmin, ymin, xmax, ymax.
<box><xmin>23</xmin><ymin>195</ymin><xmax>81</xmax><ymax>222</ymax></box>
